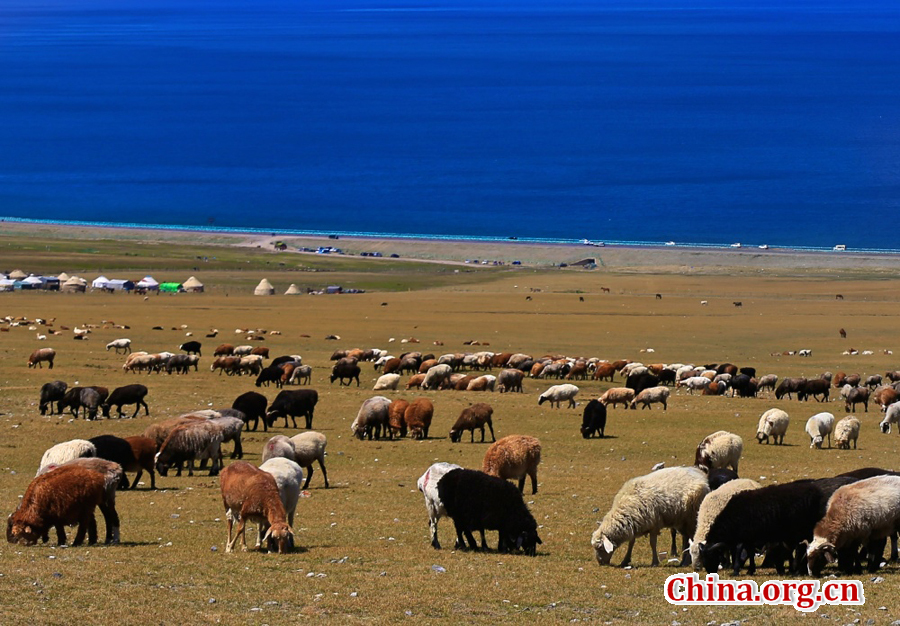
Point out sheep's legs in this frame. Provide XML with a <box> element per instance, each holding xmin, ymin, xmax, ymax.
<box><xmin>225</xmin><ymin>514</ymin><xmax>235</xmax><ymax>552</ymax></box>
<box><xmin>679</xmin><ymin>532</ymin><xmax>691</xmax><ymax>567</ymax></box>
<box><xmin>486</xmin><ymin>422</ymin><xmax>495</xmax><ymax>442</ymax></box>
<box><xmin>619</xmin><ymin>538</ymin><xmax>636</xmax><ymax>567</ymax></box>
<box><xmin>318</xmin><ymin>460</ymin><xmax>329</xmax><ymax>488</ymax></box>
<box><xmin>99</xmin><ymin>501</ymin><xmax>120</xmax><ymax>544</ymax></box>
<box><xmin>430</xmin><ymin>518</ymin><xmax>441</xmax><ymax>550</ymax></box>
<box><xmin>669</xmin><ymin>530</ymin><xmax>677</xmax><ymax>557</ymax></box>
<box><xmin>528</xmin><ymin>470</ymin><xmax>538</xmax><ymax>495</ymax></box>
<box><xmin>648</xmin><ymin>532</ymin><xmax>660</xmax><ymax>566</ymax></box>
<box><xmin>54</xmin><ymin>524</ymin><xmax>67</xmax><ymax>546</ymax></box>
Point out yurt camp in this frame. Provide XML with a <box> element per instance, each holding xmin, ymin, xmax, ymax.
<box><xmin>254</xmin><ymin>278</ymin><xmax>275</xmax><ymax>296</ymax></box>
<box><xmin>182</xmin><ymin>276</ymin><xmax>204</xmax><ymax>293</ymax></box>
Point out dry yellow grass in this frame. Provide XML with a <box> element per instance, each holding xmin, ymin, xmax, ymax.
<box><xmin>1</xmin><ymin>241</ymin><xmax>900</xmax><ymax>624</ymax></box>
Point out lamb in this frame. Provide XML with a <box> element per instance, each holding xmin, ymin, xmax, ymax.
<box><xmin>219</xmin><ymin>461</ymin><xmax>294</xmax><ymax>553</ymax></box>
<box><xmin>834</xmin><ymin>416</ymin><xmax>861</xmax><ymax>450</ymax></box>
<box><xmin>155</xmin><ymin>419</ymin><xmax>224</xmax><ymax>477</ymax></box>
<box><xmin>373</xmin><ymin>373</ymin><xmax>401</xmax><ymax>391</ymax></box>
<box><xmin>630</xmin><ymin>386</ymin><xmax>670</xmax><ymax>410</ymax></box>
<box><xmin>599</xmin><ymin>387</ymin><xmax>635</xmax><ymax>409</ymax></box>
<box><xmin>101</xmin><ymin>384</ymin><xmax>150</xmax><ymax>419</ymax></box>
<box><xmin>7</xmin><ymin>465</ymin><xmax>118</xmax><ymax>547</ymax></box>
<box><xmin>497</xmin><ymin>368</ymin><xmax>525</xmax><ymax>393</ymax></box>
<box><xmin>449</xmin><ymin>403</ymin><xmax>495</xmax><ymax>443</ymax></box>
<box><xmin>387</xmin><ymin>399</ymin><xmax>410</xmax><ymax>439</ymax></box>
<box><xmin>37</xmin><ymin>439</ymin><xmax>96</xmax><ymax>475</ymax></box>
<box><xmin>591</xmin><ymin>466</ymin><xmax>709</xmax><ymax>567</ymax></box>
<box><xmin>580</xmin><ymin>399</ymin><xmax>607</xmax><ymax>438</ymax></box>
<box><xmin>690</xmin><ymin>478</ymin><xmax>761</xmax><ymax>569</ymax></box>
<box><xmin>422</xmin><ymin>364</ymin><xmax>453</xmax><ymax>390</ymax></box>
<box><xmin>106</xmin><ymin>338</ymin><xmax>132</xmax><ymax>354</ymax></box>
<box><xmin>807</xmin><ymin>475</ymin><xmax>900</xmax><ymax>575</ymax></box>
<box><xmin>482</xmin><ymin>435</ymin><xmax>541</xmax><ymax>494</ymax></box>
<box><xmin>437</xmin><ymin>468</ymin><xmax>542</xmax><ymax>555</ymax></box>
<box><xmin>39</xmin><ymin>380</ymin><xmax>67</xmax><ymax>416</ymax></box>
<box><xmin>232</xmin><ymin>391</ymin><xmax>268</xmax><ymax>431</ymax></box>
<box><xmin>330</xmin><ymin>357</ymin><xmax>361</xmax><ymax>386</ymax></box>
<box><xmin>28</xmin><ymin>347</ymin><xmax>56</xmax><ymax>369</ymax></box>
<box><xmin>404</xmin><ymin>398</ymin><xmax>434</xmax><ymax>439</ymax></box>
<box><xmin>351</xmin><ymin>396</ymin><xmax>391</xmax><ymax>440</ymax></box>
<box><xmin>537</xmin><ymin>383</ymin><xmax>579</xmax><ymax>408</ymax></box>
<box><xmin>756</xmin><ymin>408</ymin><xmax>790</xmax><ymax>445</ymax></box>
<box><xmin>695</xmin><ymin>431</ymin><xmax>742</xmax><ymax>473</ymax></box>
<box><xmin>405</xmin><ymin>373</ymin><xmax>426</xmax><ymax>389</ymax></box>
<box><xmin>417</xmin><ymin>462</ymin><xmax>462</xmax><ymax>549</ymax></box>
<box><xmin>845</xmin><ymin>386</ymin><xmax>869</xmax><ymax>412</ymax></box>
<box><xmin>266</xmin><ymin>389</ymin><xmax>318</xmax><ymax>429</ymax></box>
<box><xmin>258</xmin><ymin>457</ymin><xmax>304</xmax><ymax>545</ymax></box>
<box><xmin>805</xmin><ymin>412</ymin><xmax>835</xmax><ymax>448</ymax></box>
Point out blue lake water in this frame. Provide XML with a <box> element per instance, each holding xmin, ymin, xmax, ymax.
<box><xmin>1</xmin><ymin>1</ymin><xmax>899</xmax><ymax>250</ymax></box>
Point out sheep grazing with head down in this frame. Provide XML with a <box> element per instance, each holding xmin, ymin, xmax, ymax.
<box><xmin>592</xmin><ymin>466</ymin><xmax>709</xmax><ymax>567</ymax></box>
<box><xmin>580</xmin><ymin>399</ymin><xmax>607</xmax><ymax>438</ymax></box>
<box><xmin>404</xmin><ymin>398</ymin><xmax>434</xmax><ymax>439</ymax></box>
<box><xmin>756</xmin><ymin>408</ymin><xmax>790</xmax><ymax>445</ymax></box>
<box><xmin>805</xmin><ymin>412</ymin><xmax>835</xmax><ymax>448</ymax></box>
<box><xmin>482</xmin><ymin>435</ymin><xmax>541</xmax><ymax>494</ymax></box>
<box><xmin>599</xmin><ymin>387</ymin><xmax>635</xmax><ymax>409</ymax></box>
<box><xmin>538</xmin><ymin>384</ymin><xmax>579</xmax><ymax>408</ymax></box>
<box><xmin>155</xmin><ymin>419</ymin><xmax>224</xmax><ymax>477</ymax></box>
<box><xmin>497</xmin><ymin>368</ymin><xmax>525</xmax><ymax>393</ymax></box>
<box><xmin>833</xmin><ymin>416</ymin><xmax>860</xmax><ymax>450</ymax></box>
<box><xmin>630</xmin><ymin>386</ymin><xmax>670</xmax><ymax>410</ymax></box>
<box><xmin>219</xmin><ymin>461</ymin><xmax>294</xmax><ymax>554</ymax></box>
<box><xmin>880</xmin><ymin>401</ymin><xmax>900</xmax><ymax>434</ymax></box>
<box><xmin>417</xmin><ymin>462</ymin><xmax>463</xmax><ymax>549</ymax></box>
<box><xmin>387</xmin><ymin>399</ymin><xmax>410</xmax><ymax>439</ymax></box>
<box><xmin>373</xmin><ymin>373</ymin><xmax>401</xmax><ymax>391</ymax></box>
<box><xmin>258</xmin><ymin>457</ymin><xmax>304</xmax><ymax>547</ymax></box>
<box><xmin>37</xmin><ymin>439</ymin><xmax>96</xmax><ymax>476</ymax></box>
<box><xmin>695</xmin><ymin>431</ymin><xmax>742</xmax><ymax>473</ymax></box>
<box><xmin>449</xmin><ymin>403</ymin><xmax>495</xmax><ymax>443</ymax></box>
<box><xmin>690</xmin><ymin>478</ymin><xmax>761</xmax><ymax>569</ymax></box>
<box><xmin>351</xmin><ymin>396</ymin><xmax>391</xmax><ymax>440</ymax></box>
<box><xmin>261</xmin><ymin>432</ymin><xmax>329</xmax><ymax>489</ymax></box>
<box><xmin>39</xmin><ymin>380</ymin><xmax>68</xmax><ymax>416</ymax></box>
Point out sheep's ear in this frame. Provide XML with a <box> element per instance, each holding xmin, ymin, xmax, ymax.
<box><xmin>602</xmin><ymin>536</ymin><xmax>615</xmax><ymax>553</ymax></box>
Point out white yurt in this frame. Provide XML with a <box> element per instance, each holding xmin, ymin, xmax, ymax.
<box><xmin>61</xmin><ymin>276</ymin><xmax>87</xmax><ymax>293</ymax></box>
<box><xmin>182</xmin><ymin>276</ymin><xmax>204</xmax><ymax>293</ymax></box>
<box><xmin>57</xmin><ymin>272</ymin><xmax>71</xmax><ymax>282</ymax></box>
<box><xmin>91</xmin><ymin>275</ymin><xmax>110</xmax><ymax>290</ymax></box>
<box><xmin>8</xmin><ymin>269</ymin><xmax>27</xmax><ymax>280</ymax></box>
<box><xmin>284</xmin><ymin>283</ymin><xmax>302</xmax><ymax>295</ymax></box>
<box><xmin>136</xmin><ymin>276</ymin><xmax>159</xmax><ymax>291</ymax></box>
<box><xmin>254</xmin><ymin>278</ymin><xmax>275</xmax><ymax>296</ymax></box>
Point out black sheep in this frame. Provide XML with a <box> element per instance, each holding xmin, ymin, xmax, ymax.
<box><xmin>625</xmin><ymin>372</ymin><xmax>660</xmax><ymax>394</ymax></box>
<box><xmin>102</xmin><ymin>384</ymin><xmax>150</xmax><ymax>419</ymax></box>
<box><xmin>271</xmin><ymin>355</ymin><xmax>297</xmax><ymax>368</ymax></box>
<box><xmin>580</xmin><ymin>399</ymin><xmax>607</xmax><ymax>438</ymax></box>
<box><xmin>775</xmin><ymin>377</ymin><xmax>807</xmax><ymax>400</ymax></box>
<box><xmin>266</xmin><ymin>389</ymin><xmax>318</xmax><ymax>429</ymax></box>
<box><xmin>437</xmin><ymin>468</ymin><xmax>542</xmax><ymax>556</ymax></box>
<box><xmin>59</xmin><ymin>385</ymin><xmax>109</xmax><ymax>418</ymax></box>
<box><xmin>798</xmin><ymin>378</ymin><xmax>830</xmax><ymax>402</ymax></box>
<box><xmin>39</xmin><ymin>380</ymin><xmax>67</xmax><ymax>416</ymax></box>
<box><xmin>330</xmin><ymin>358</ymin><xmax>360</xmax><ymax>387</ymax></box>
<box><xmin>700</xmin><ymin>477</ymin><xmax>858</xmax><ymax>575</ymax></box>
<box><xmin>730</xmin><ymin>374</ymin><xmax>756</xmax><ymax>398</ymax></box>
<box><xmin>739</xmin><ymin>367</ymin><xmax>756</xmax><ymax>379</ymax></box>
<box><xmin>165</xmin><ymin>354</ymin><xmax>195</xmax><ymax>374</ymax></box>
<box><xmin>707</xmin><ymin>468</ymin><xmax>739</xmax><ymax>490</ymax></box>
<box><xmin>179</xmin><ymin>340</ymin><xmax>202</xmax><ymax>356</ymax></box>
<box><xmin>89</xmin><ymin>434</ymin><xmax>139</xmax><ymax>489</ymax></box>
<box><xmin>256</xmin><ymin>365</ymin><xmax>284</xmax><ymax>388</ymax></box>
<box><xmin>658</xmin><ymin>369</ymin><xmax>676</xmax><ymax>386</ymax></box>
<box><xmin>232</xmin><ymin>391</ymin><xmax>268</xmax><ymax>431</ymax></box>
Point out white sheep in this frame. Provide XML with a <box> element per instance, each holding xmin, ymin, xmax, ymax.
<box><xmin>834</xmin><ymin>416</ymin><xmax>860</xmax><ymax>450</ymax></box>
<box><xmin>233</xmin><ymin>345</ymin><xmax>254</xmax><ymax>356</ymax></box>
<box><xmin>537</xmin><ymin>383</ymin><xmax>579</xmax><ymax>408</ymax></box>
<box><xmin>591</xmin><ymin>466</ymin><xmax>710</xmax><ymax>567</ymax></box>
<box><xmin>695</xmin><ymin>431</ymin><xmax>742</xmax><ymax>473</ymax></box>
<box><xmin>879</xmin><ymin>401</ymin><xmax>900</xmax><ymax>434</ymax></box>
<box><xmin>373</xmin><ymin>373</ymin><xmax>401</xmax><ymax>391</ymax></box>
<box><xmin>599</xmin><ymin>387</ymin><xmax>635</xmax><ymax>409</ymax></box>
<box><xmin>105</xmin><ymin>338</ymin><xmax>132</xmax><ymax>354</ymax></box>
<box><xmin>621</xmin><ymin>362</ymin><xmax>645</xmax><ymax>377</ymax></box>
<box><xmin>258</xmin><ymin>457</ymin><xmax>304</xmax><ymax>545</ymax></box>
<box><xmin>805</xmin><ymin>412</ymin><xmax>835</xmax><ymax>448</ymax></box>
<box><xmin>37</xmin><ymin>439</ymin><xmax>97</xmax><ymax>476</ymax></box>
<box><xmin>289</xmin><ymin>364</ymin><xmax>313</xmax><ymax>385</ymax></box>
<box><xmin>417</xmin><ymin>462</ymin><xmax>462</xmax><ymax>549</ymax></box>
<box><xmin>630</xmin><ymin>386</ymin><xmax>670</xmax><ymax>410</ymax></box>
<box><xmin>678</xmin><ymin>376</ymin><xmax>711</xmax><ymax>394</ymax></box>
<box><xmin>289</xmin><ymin>431</ymin><xmax>329</xmax><ymax>489</ymax></box>
<box><xmin>690</xmin><ymin>478</ymin><xmax>761</xmax><ymax>569</ymax></box>
<box><xmin>422</xmin><ymin>364</ymin><xmax>453</xmax><ymax>390</ymax></box>
<box><xmin>756</xmin><ymin>408</ymin><xmax>790</xmax><ymax>445</ymax></box>
<box><xmin>351</xmin><ymin>396</ymin><xmax>392</xmax><ymax>439</ymax></box>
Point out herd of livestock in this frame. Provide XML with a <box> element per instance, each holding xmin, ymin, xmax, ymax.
<box><xmin>12</xmin><ymin>334</ymin><xmax>900</xmax><ymax>580</ymax></box>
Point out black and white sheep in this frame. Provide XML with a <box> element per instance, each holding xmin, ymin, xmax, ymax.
<box><xmin>417</xmin><ymin>462</ymin><xmax>462</xmax><ymax>549</ymax></box>
<box><xmin>690</xmin><ymin>478</ymin><xmax>761</xmax><ymax>568</ymax></box>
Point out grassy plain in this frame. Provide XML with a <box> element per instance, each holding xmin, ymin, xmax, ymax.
<box><xmin>1</xmin><ymin>234</ymin><xmax>900</xmax><ymax>624</ymax></box>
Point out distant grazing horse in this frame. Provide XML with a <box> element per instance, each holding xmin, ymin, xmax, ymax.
<box><xmin>601</xmin><ymin>287</ymin><xmax>611</xmax><ymax>293</ymax></box>
<box><xmin>840</xmin><ymin>328</ymin><xmax>847</xmax><ymax>339</ymax></box>
<box><xmin>836</xmin><ymin>294</ymin><xmax>844</xmax><ymax>300</ymax></box>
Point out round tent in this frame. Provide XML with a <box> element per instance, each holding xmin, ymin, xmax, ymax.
<box><xmin>61</xmin><ymin>276</ymin><xmax>87</xmax><ymax>293</ymax></box>
<box><xmin>136</xmin><ymin>276</ymin><xmax>159</xmax><ymax>291</ymax></box>
<box><xmin>182</xmin><ymin>276</ymin><xmax>204</xmax><ymax>293</ymax></box>
<box><xmin>254</xmin><ymin>278</ymin><xmax>275</xmax><ymax>296</ymax></box>
<box><xmin>91</xmin><ymin>275</ymin><xmax>110</xmax><ymax>290</ymax></box>
<box><xmin>57</xmin><ymin>272</ymin><xmax>71</xmax><ymax>282</ymax></box>
<box><xmin>284</xmin><ymin>283</ymin><xmax>302</xmax><ymax>295</ymax></box>
<box><xmin>8</xmin><ymin>269</ymin><xmax>27</xmax><ymax>280</ymax></box>
<box><xmin>0</xmin><ymin>278</ymin><xmax>14</xmax><ymax>292</ymax></box>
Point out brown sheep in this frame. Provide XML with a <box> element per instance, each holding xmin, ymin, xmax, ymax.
<box><xmin>491</xmin><ymin>352</ymin><xmax>513</xmax><ymax>368</ymax></box>
<box><xmin>449</xmin><ymin>403</ymin><xmax>495</xmax><ymax>443</ymax></box>
<box><xmin>251</xmin><ymin>346</ymin><xmax>270</xmax><ymax>358</ymax></box>
<box><xmin>388</xmin><ymin>399</ymin><xmax>410</xmax><ymax>439</ymax></box>
<box><xmin>406</xmin><ymin>373</ymin><xmax>426</xmax><ymax>390</ymax></box>
<box><xmin>453</xmin><ymin>375</ymin><xmax>475</xmax><ymax>390</ymax></box>
<box><xmin>592</xmin><ymin>362</ymin><xmax>616</xmax><ymax>382</ymax></box>
<box><xmin>7</xmin><ymin>465</ymin><xmax>117</xmax><ymax>546</ymax></box>
<box><xmin>219</xmin><ymin>461</ymin><xmax>294</xmax><ymax>554</ymax></box>
<box><xmin>404</xmin><ymin>398</ymin><xmax>434</xmax><ymax>439</ymax></box>
<box><xmin>210</xmin><ymin>356</ymin><xmax>241</xmax><ymax>375</ymax></box>
<box><xmin>530</xmin><ymin>362</ymin><xmax>546</xmax><ymax>378</ymax></box>
<box><xmin>382</xmin><ymin>357</ymin><xmax>402</xmax><ymax>375</ymax></box>
<box><xmin>498</xmin><ymin>368</ymin><xmax>525</xmax><ymax>393</ymax></box>
<box><xmin>418</xmin><ymin>359</ymin><xmax>438</xmax><ymax>374</ymax></box>
<box><xmin>124</xmin><ymin>435</ymin><xmax>158</xmax><ymax>489</ymax></box>
<box><xmin>874</xmin><ymin>386</ymin><xmax>900</xmax><ymax>410</ymax></box>
<box><xmin>482</xmin><ymin>435</ymin><xmax>541</xmax><ymax>494</ymax></box>
<box><xmin>28</xmin><ymin>347</ymin><xmax>56</xmax><ymax>369</ymax></box>
<box><xmin>155</xmin><ymin>419</ymin><xmax>224</xmax><ymax>477</ymax></box>
<box><xmin>565</xmin><ymin>361</ymin><xmax>589</xmax><ymax>381</ymax></box>
<box><xmin>611</xmin><ymin>359</ymin><xmax>632</xmax><ymax>372</ymax></box>
<box><xmin>214</xmin><ymin>343</ymin><xmax>235</xmax><ymax>356</ymax></box>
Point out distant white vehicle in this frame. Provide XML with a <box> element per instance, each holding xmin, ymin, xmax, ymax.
<box><xmin>759</xmin><ymin>244</ymin><xmax>769</xmax><ymax>250</ymax></box>
<box><xmin>833</xmin><ymin>244</ymin><xmax>847</xmax><ymax>251</ymax></box>
<box><xmin>730</xmin><ymin>243</ymin><xmax>742</xmax><ymax>248</ymax></box>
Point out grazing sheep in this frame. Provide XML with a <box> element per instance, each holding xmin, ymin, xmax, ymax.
<box><xmin>593</xmin><ymin>362</ymin><xmax>617</xmax><ymax>382</ymax></box>
<box><xmin>437</xmin><ymin>468</ymin><xmax>542</xmax><ymax>555</ymax></box>
<box><xmin>28</xmin><ymin>347</ymin><xmax>56</xmax><ymax>369</ymax></box>
<box><xmin>37</xmin><ymin>439</ymin><xmax>96</xmax><ymax>476</ymax></box>
<box><xmin>266</xmin><ymin>389</ymin><xmax>318</xmax><ymax>429</ymax></box>
<box><xmin>39</xmin><ymin>380</ymin><xmax>67</xmax><ymax>416</ymax></box>
<box><xmin>417</xmin><ymin>462</ymin><xmax>463</xmax><ymax>549</ymax></box>
<box><xmin>101</xmin><ymin>384</ymin><xmax>150</xmax><ymax>419</ymax></box>
<box><xmin>678</xmin><ymin>376</ymin><xmax>711</xmax><ymax>394</ymax></box>
<box><xmin>7</xmin><ymin>465</ymin><xmax>117</xmax><ymax>547</ymax></box>
<box><xmin>196</xmin><ymin>412</ymin><xmax>245</xmax><ymax>460</ymax></box>
<box><xmin>449</xmin><ymin>403</ymin><xmax>495</xmax><ymax>443</ymax></box>
<box><xmin>757</xmin><ymin>374</ymin><xmax>778</xmax><ymax>393</ymax></box>
<box><xmin>756</xmin><ymin>408</ymin><xmax>790</xmax><ymax>445</ymax></box>
<box><xmin>690</xmin><ymin>478</ymin><xmax>761</xmax><ymax>569</ymax></box>
<box><xmin>261</xmin><ymin>435</ymin><xmax>295</xmax><ymax>464</ymax></box>
<box><xmin>351</xmin><ymin>396</ymin><xmax>391</xmax><ymax>440</ymax></box>
<box><xmin>289</xmin><ymin>431</ymin><xmax>329</xmax><ymax>489</ymax></box>
<box><xmin>124</xmin><ymin>435</ymin><xmax>157</xmax><ymax>489</ymax></box>
<box><xmin>538</xmin><ymin>383</ymin><xmax>579</xmax><ymax>408</ymax></box>
<box><xmin>232</xmin><ymin>391</ymin><xmax>269</xmax><ymax>432</ymax></box>
<box><xmin>497</xmin><ymin>368</ymin><xmax>525</xmax><ymax>393</ymax></box>
<box><xmin>106</xmin><ymin>338</ymin><xmax>132</xmax><ymax>354</ymax></box>
<box><xmin>695</xmin><ymin>431</ymin><xmax>742</xmax><ymax>473</ymax></box>
<box><xmin>805</xmin><ymin>412</ymin><xmax>835</xmax><ymax>448</ymax></box>
<box><xmin>630</xmin><ymin>386</ymin><xmax>669</xmax><ymax>410</ymax></box>
<box><xmin>404</xmin><ymin>398</ymin><xmax>434</xmax><ymax>439</ymax></box>
<box><xmin>233</xmin><ymin>345</ymin><xmax>253</xmax><ymax>357</ymax></box>
<box><xmin>798</xmin><ymin>378</ymin><xmax>830</xmax><ymax>402</ymax></box>
<box><xmin>807</xmin><ymin>476</ymin><xmax>900</xmax><ymax>575</ymax></box>
<box><xmin>592</xmin><ymin>466</ymin><xmax>709</xmax><ymax>567</ymax></box>
<box><xmin>482</xmin><ymin>435</ymin><xmax>541</xmax><ymax>494</ymax></box>
<box><xmin>219</xmin><ymin>461</ymin><xmax>294</xmax><ymax>554</ymax></box>
<box><xmin>155</xmin><ymin>420</ymin><xmax>224</xmax><ymax>477</ymax></box>
<box><xmin>466</xmin><ymin>375</ymin><xmax>496</xmax><ymax>392</ymax></box>
<box><xmin>834</xmin><ymin>416</ymin><xmax>860</xmax><ymax>450</ymax></box>
<box><xmin>775</xmin><ymin>377</ymin><xmax>807</xmax><ymax>400</ymax></box>
<box><xmin>874</xmin><ymin>386</ymin><xmax>900</xmax><ymax>411</ymax></box>
<box><xmin>373</xmin><ymin>373</ymin><xmax>401</xmax><ymax>391</ymax></box>
<box><xmin>880</xmin><ymin>401</ymin><xmax>900</xmax><ymax>434</ymax></box>
<box><xmin>288</xmin><ymin>364</ymin><xmax>312</xmax><ymax>385</ymax></box>
<box><xmin>845</xmin><ymin>386</ymin><xmax>869</xmax><ymax>412</ymax></box>
<box><xmin>580</xmin><ymin>399</ymin><xmax>607</xmax><ymax>438</ymax></box>
<box><xmin>77</xmin><ymin>388</ymin><xmax>101</xmax><ymax>421</ymax></box>
<box><xmin>330</xmin><ymin>357</ymin><xmax>361</xmax><ymax>387</ymax></box>
<box><xmin>259</xmin><ymin>457</ymin><xmax>303</xmax><ymax>542</ymax></box>
<box><xmin>387</xmin><ymin>399</ymin><xmax>410</xmax><ymax>439</ymax></box>
<box><xmin>420</xmin><ymin>364</ymin><xmax>451</xmax><ymax>391</ymax></box>
<box><xmin>599</xmin><ymin>387</ymin><xmax>635</xmax><ymax>409</ymax></box>
<box><xmin>405</xmin><ymin>373</ymin><xmax>426</xmax><ymax>390</ymax></box>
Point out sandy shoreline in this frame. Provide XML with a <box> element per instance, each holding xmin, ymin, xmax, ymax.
<box><xmin>3</xmin><ymin>218</ymin><xmax>900</xmax><ymax>274</ymax></box>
